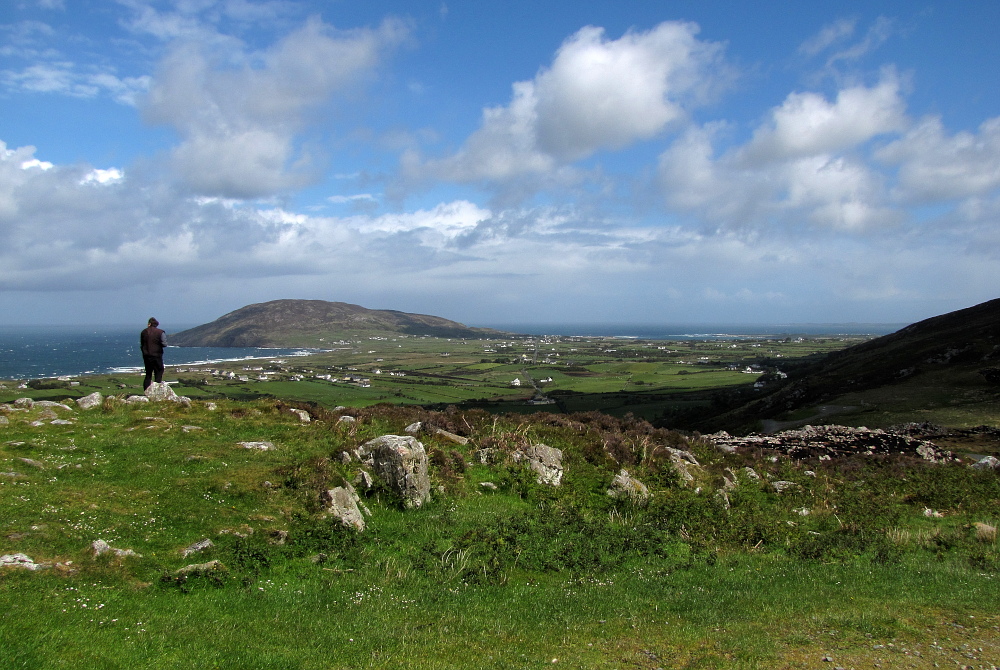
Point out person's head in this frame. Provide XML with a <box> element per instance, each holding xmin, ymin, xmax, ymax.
<box><xmin>148</xmin><ymin>317</ymin><xmax>159</xmax><ymax>327</ymax></box>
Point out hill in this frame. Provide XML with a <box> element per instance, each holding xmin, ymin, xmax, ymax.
<box><xmin>170</xmin><ymin>299</ymin><xmax>508</xmax><ymax>347</ymax></box>
<box><xmin>697</xmin><ymin>298</ymin><xmax>1000</xmax><ymax>432</ymax></box>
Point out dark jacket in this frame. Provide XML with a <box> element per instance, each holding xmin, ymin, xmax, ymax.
<box><xmin>140</xmin><ymin>326</ymin><xmax>167</xmax><ymax>356</ymax></box>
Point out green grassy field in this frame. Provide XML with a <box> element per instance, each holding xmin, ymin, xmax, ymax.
<box><xmin>2</xmin><ymin>395</ymin><xmax>998</xmax><ymax>668</ymax></box>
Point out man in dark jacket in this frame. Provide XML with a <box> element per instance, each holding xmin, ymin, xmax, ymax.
<box><xmin>140</xmin><ymin>317</ymin><xmax>167</xmax><ymax>390</ymax></box>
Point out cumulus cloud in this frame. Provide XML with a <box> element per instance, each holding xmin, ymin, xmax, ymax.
<box><xmin>660</xmin><ymin>74</ymin><xmax>906</xmax><ymax>231</ymax></box>
<box><xmin>417</xmin><ymin>21</ymin><xmax>728</xmax><ymax>183</ymax></box>
<box><xmin>877</xmin><ymin>115</ymin><xmax>1000</xmax><ymax>202</ymax></box>
<box><xmin>144</xmin><ymin>16</ymin><xmax>408</xmax><ymax>198</ymax></box>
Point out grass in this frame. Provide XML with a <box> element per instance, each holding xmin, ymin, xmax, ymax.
<box><xmin>2</xmin><ymin>379</ymin><xmax>999</xmax><ymax>667</ymax></box>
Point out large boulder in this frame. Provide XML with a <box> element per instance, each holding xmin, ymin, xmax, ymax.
<box><xmin>358</xmin><ymin>435</ymin><xmax>431</xmax><ymax>508</ymax></box>
<box><xmin>145</xmin><ymin>382</ymin><xmax>177</xmax><ymax>402</ymax></box>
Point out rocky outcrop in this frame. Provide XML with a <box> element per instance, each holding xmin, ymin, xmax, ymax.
<box><xmin>705</xmin><ymin>425</ymin><xmax>959</xmax><ymax>462</ymax></box>
<box><xmin>358</xmin><ymin>435</ymin><xmax>431</xmax><ymax>508</ymax></box>
<box><xmin>145</xmin><ymin>382</ymin><xmax>192</xmax><ymax>406</ymax></box>
<box><xmin>92</xmin><ymin>539</ymin><xmax>141</xmax><ymax>558</ymax></box>
<box><xmin>518</xmin><ymin>443</ymin><xmax>564</xmax><ymax>486</ymax></box>
<box><xmin>607</xmin><ymin>470</ymin><xmax>650</xmax><ymax>502</ymax></box>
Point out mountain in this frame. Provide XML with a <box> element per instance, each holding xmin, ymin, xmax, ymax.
<box><xmin>694</xmin><ymin>298</ymin><xmax>1000</xmax><ymax>432</ymax></box>
<box><xmin>170</xmin><ymin>299</ymin><xmax>508</xmax><ymax>347</ymax></box>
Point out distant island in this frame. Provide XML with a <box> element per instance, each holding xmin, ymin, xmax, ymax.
<box><xmin>170</xmin><ymin>299</ymin><xmax>510</xmax><ymax>348</ymax></box>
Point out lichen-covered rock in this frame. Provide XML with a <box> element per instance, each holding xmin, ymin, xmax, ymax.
<box><xmin>125</xmin><ymin>395</ymin><xmax>149</xmax><ymax>404</ymax></box>
<box><xmin>435</xmin><ymin>428</ymin><xmax>469</xmax><ymax>445</ymax></box>
<box><xmin>358</xmin><ymin>435</ymin><xmax>431</xmax><ymax>508</ymax></box>
<box><xmin>238</xmin><ymin>441</ymin><xmax>276</xmax><ymax>451</ymax></box>
<box><xmin>524</xmin><ymin>443</ymin><xmax>563</xmax><ymax>486</ymax></box>
<box><xmin>607</xmin><ymin>469</ymin><xmax>650</xmax><ymax>502</ymax></box>
<box><xmin>182</xmin><ymin>538</ymin><xmax>214</xmax><ymax>557</ymax></box>
<box><xmin>0</xmin><ymin>553</ymin><xmax>50</xmax><ymax>570</ymax></box>
<box><xmin>13</xmin><ymin>397</ymin><xmax>34</xmax><ymax>409</ymax></box>
<box><xmin>145</xmin><ymin>382</ymin><xmax>177</xmax><ymax>402</ymax></box>
<box><xmin>76</xmin><ymin>392</ymin><xmax>103</xmax><ymax>410</ymax></box>
<box><xmin>321</xmin><ymin>486</ymin><xmax>366</xmax><ymax>531</ymax></box>
<box><xmin>92</xmin><ymin>539</ymin><xmax>141</xmax><ymax>558</ymax></box>
<box><xmin>972</xmin><ymin>455</ymin><xmax>1000</xmax><ymax>470</ymax></box>
<box><xmin>290</xmin><ymin>409</ymin><xmax>310</xmax><ymax>422</ymax></box>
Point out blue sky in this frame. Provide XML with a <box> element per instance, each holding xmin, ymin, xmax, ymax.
<box><xmin>2</xmin><ymin>0</ymin><xmax>999</xmax><ymax>328</ymax></box>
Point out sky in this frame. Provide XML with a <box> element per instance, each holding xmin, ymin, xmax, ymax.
<box><xmin>2</xmin><ymin>0</ymin><xmax>999</xmax><ymax>328</ymax></box>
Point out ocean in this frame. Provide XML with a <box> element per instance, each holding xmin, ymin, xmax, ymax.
<box><xmin>0</xmin><ymin>322</ymin><xmax>905</xmax><ymax>381</ymax></box>
<box><xmin>0</xmin><ymin>326</ymin><xmax>317</xmax><ymax>381</ymax></box>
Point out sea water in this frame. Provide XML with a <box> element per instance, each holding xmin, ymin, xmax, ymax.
<box><xmin>0</xmin><ymin>326</ymin><xmax>317</xmax><ymax>381</ymax></box>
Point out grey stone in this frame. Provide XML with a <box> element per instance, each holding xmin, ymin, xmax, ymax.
<box><xmin>238</xmin><ymin>441</ymin><xmax>276</xmax><ymax>451</ymax></box>
<box><xmin>125</xmin><ymin>395</ymin><xmax>149</xmax><ymax>404</ymax></box>
<box><xmin>404</xmin><ymin>421</ymin><xmax>422</xmax><ymax>434</ymax></box>
<box><xmin>34</xmin><ymin>401</ymin><xmax>72</xmax><ymax>411</ymax></box>
<box><xmin>321</xmin><ymin>486</ymin><xmax>366</xmax><ymax>531</ymax></box>
<box><xmin>771</xmin><ymin>480</ymin><xmax>799</xmax><ymax>493</ymax></box>
<box><xmin>358</xmin><ymin>435</ymin><xmax>431</xmax><ymax>508</ymax></box>
<box><xmin>524</xmin><ymin>443</ymin><xmax>564</xmax><ymax>486</ymax></box>
<box><xmin>972</xmin><ymin>455</ymin><xmax>1000</xmax><ymax>470</ymax></box>
<box><xmin>607</xmin><ymin>469</ymin><xmax>650</xmax><ymax>502</ymax></box>
<box><xmin>173</xmin><ymin>560</ymin><xmax>227</xmax><ymax>578</ymax></box>
<box><xmin>76</xmin><ymin>392</ymin><xmax>103</xmax><ymax>410</ymax></box>
<box><xmin>92</xmin><ymin>539</ymin><xmax>141</xmax><ymax>558</ymax></box>
<box><xmin>182</xmin><ymin>538</ymin><xmax>214</xmax><ymax>557</ymax></box>
<box><xmin>18</xmin><ymin>458</ymin><xmax>44</xmax><ymax>469</ymax></box>
<box><xmin>338</xmin><ymin>415</ymin><xmax>356</xmax><ymax>424</ymax></box>
<box><xmin>290</xmin><ymin>409</ymin><xmax>310</xmax><ymax>422</ymax></box>
<box><xmin>353</xmin><ymin>469</ymin><xmax>375</xmax><ymax>491</ymax></box>
<box><xmin>145</xmin><ymin>382</ymin><xmax>177</xmax><ymax>402</ymax></box>
<box><xmin>0</xmin><ymin>553</ymin><xmax>50</xmax><ymax>570</ymax></box>
<box><xmin>13</xmin><ymin>398</ymin><xmax>33</xmax><ymax>409</ymax></box>
<box><xmin>435</xmin><ymin>428</ymin><xmax>469</xmax><ymax>445</ymax></box>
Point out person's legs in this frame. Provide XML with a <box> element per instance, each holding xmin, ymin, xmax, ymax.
<box><xmin>153</xmin><ymin>356</ymin><xmax>164</xmax><ymax>384</ymax></box>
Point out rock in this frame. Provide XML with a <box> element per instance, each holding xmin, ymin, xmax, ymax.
<box><xmin>181</xmin><ymin>425</ymin><xmax>203</xmax><ymax>432</ymax></box>
<box><xmin>660</xmin><ymin>447</ymin><xmax>700</xmax><ymax>483</ymax></box>
<box><xmin>358</xmin><ymin>435</ymin><xmax>431</xmax><ymax>508</ymax></box>
<box><xmin>404</xmin><ymin>421</ymin><xmax>422</xmax><ymax>434</ymax></box>
<box><xmin>13</xmin><ymin>398</ymin><xmax>34</xmax><ymax>409</ymax></box>
<box><xmin>480</xmin><ymin>482</ymin><xmax>498</xmax><ymax>490</ymax></box>
<box><xmin>338</xmin><ymin>415</ymin><xmax>356</xmax><ymax>424</ymax></box>
<box><xmin>182</xmin><ymin>538</ymin><xmax>214</xmax><ymax>557</ymax></box>
<box><xmin>352</xmin><ymin>470</ymin><xmax>375</xmax><ymax>491</ymax></box>
<box><xmin>50</xmin><ymin>419</ymin><xmax>74</xmax><ymax>425</ymax></box>
<box><xmin>475</xmin><ymin>447</ymin><xmax>496</xmax><ymax>464</ymax></box>
<box><xmin>18</xmin><ymin>458</ymin><xmax>44</xmax><ymax>469</ymax></box>
<box><xmin>125</xmin><ymin>395</ymin><xmax>149</xmax><ymax>404</ymax></box>
<box><xmin>924</xmin><ymin>508</ymin><xmax>944</xmax><ymax>518</ymax></box>
<box><xmin>238</xmin><ymin>441</ymin><xmax>276</xmax><ymax>451</ymax></box>
<box><xmin>434</xmin><ymin>428</ymin><xmax>469</xmax><ymax>445</ymax></box>
<box><xmin>972</xmin><ymin>455</ymin><xmax>1000</xmax><ymax>470</ymax></box>
<box><xmin>743</xmin><ymin>467</ymin><xmax>760</xmax><ymax>480</ymax></box>
<box><xmin>973</xmin><ymin>522</ymin><xmax>997</xmax><ymax>542</ymax></box>
<box><xmin>173</xmin><ymin>560</ymin><xmax>227</xmax><ymax>578</ymax></box>
<box><xmin>607</xmin><ymin>469</ymin><xmax>650</xmax><ymax>502</ymax></box>
<box><xmin>290</xmin><ymin>409</ymin><xmax>310</xmax><ymax>423</ymax></box>
<box><xmin>715</xmin><ymin>489</ymin><xmax>730</xmax><ymax>510</ymax></box>
<box><xmin>76</xmin><ymin>392</ymin><xmax>103</xmax><ymax>410</ymax></box>
<box><xmin>339</xmin><ymin>451</ymin><xmax>352</xmax><ymax>464</ymax></box>
<box><xmin>267</xmin><ymin>530</ymin><xmax>289</xmax><ymax>545</ymax></box>
<box><xmin>771</xmin><ymin>480</ymin><xmax>799</xmax><ymax>493</ymax></box>
<box><xmin>524</xmin><ymin>443</ymin><xmax>564</xmax><ymax>486</ymax></box>
<box><xmin>0</xmin><ymin>553</ymin><xmax>50</xmax><ymax>570</ymax></box>
<box><xmin>145</xmin><ymin>382</ymin><xmax>177</xmax><ymax>402</ymax></box>
<box><xmin>205</xmin><ymin>402</ymin><xmax>217</xmax><ymax>411</ymax></box>
<box><xmin>34</xmin><ymin>401</ymin><xmax>72</xmax><ymax>411</ymax></box>
<box><xmin>321</xmin><ymin>486</ymin><xmax>366</xmax><ymax>530</ymax></box>
<box><xmin>92</xmin><ymin>539</ymin><xmax>141</xmax><ymax>558</ymax></box>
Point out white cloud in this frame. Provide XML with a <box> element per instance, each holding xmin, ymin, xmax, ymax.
<box><xmin>660</xmin><ymin>74</ymin><xmax>906</xmax><ymax>231</ymax></box>
<box><xmin>418</xmin><ymin>21</ymin><xmax>728</xmax><ymax>182</ymax></box>
<box><xmin>144</xmin><ymin>16</ymin><xmax>408</xmax><ymax>198</ymax></box>
<box><xmin>740</xmin><ymin>71</ymin><xmax>906</xmax><ymax>163</ymax></box>
<box><xmin>799</xmin><ymin>18</ymin><xmax>856</xmax><ymax>56</ymax></box>
<box><xmin>877</xmin><ymin>115</ymin><xmax>1000</xmax><ymax>202</ymax></box>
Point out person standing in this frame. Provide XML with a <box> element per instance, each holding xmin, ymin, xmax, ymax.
<box><xmin>140</xmin><ymin>317</ymin><xmax>167</xmax><ymax>390</ymax></box>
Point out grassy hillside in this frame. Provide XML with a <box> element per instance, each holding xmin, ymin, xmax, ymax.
<box><xmin>692</xmin><ymin>299</ymin><xmax>1000</xmax><ymax>433</ymax></box>
<box><xmin>2</xmin><ymin>394</ymin><xmax>998</xmax><ymax>668</ymax></box>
